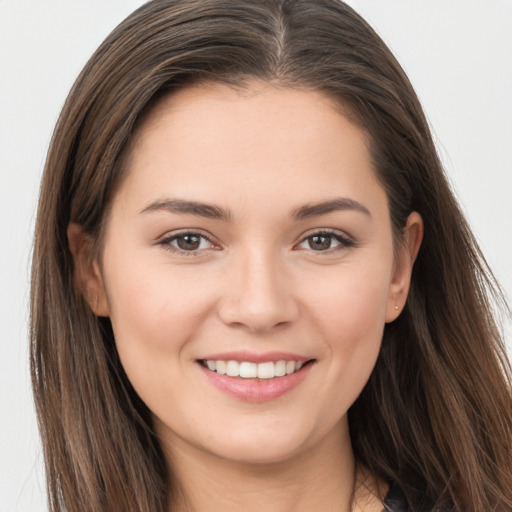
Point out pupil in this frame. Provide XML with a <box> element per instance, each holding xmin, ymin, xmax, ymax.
<box><xmin>310</xmin><ymin>235</ymin><xmax>331</xmax><ymax>250</ymax></box>
<box><xmin>178</xmin><ymin>235</ymin><xmax>200</xmax><ymax>250</ymax></box>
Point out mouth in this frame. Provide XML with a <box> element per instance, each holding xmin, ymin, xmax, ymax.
<box><xmin>199</xmin><ymin>359</ymin><xmax>314</xmax><ymax>380</ymax></box>
<box><xmin>197</xmin><ymin>356</ymin><xmax>316</xmax><ymax>402</ymax></box>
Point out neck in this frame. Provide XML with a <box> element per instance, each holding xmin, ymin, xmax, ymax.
<box><xmin>160</xmin><ymin>420</ymin><xmax>382</xmax><ymax>512</ymax></box>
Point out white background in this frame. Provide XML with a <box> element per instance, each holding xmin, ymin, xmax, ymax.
<box><xmin>1</xmin><ymin>1</ymin><xmax>511</xmax><ymax>510</ymax></box>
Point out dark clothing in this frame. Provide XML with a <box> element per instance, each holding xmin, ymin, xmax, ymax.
<box><xmin>383</xmin><ymin>483</ymin><xmax>408</xmax><ymax>511</ymax></box>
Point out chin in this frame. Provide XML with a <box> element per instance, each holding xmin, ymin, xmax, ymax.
<box><xmin>207</xmin><ymin>435</ymin><xmax>309</xmax><ymax>466</ymax></box>
<box><xmin>193</xmin><ymin>412</ymin><xmax>342</xmax><ymax>467</ymax></box>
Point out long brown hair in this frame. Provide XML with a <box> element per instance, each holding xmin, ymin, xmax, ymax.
<box><xmin>31</xmin><ymin>1</ymin><xmax>512</xmax><ymax>511</ymax></box>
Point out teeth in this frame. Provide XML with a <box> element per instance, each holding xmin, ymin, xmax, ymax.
<box><xmin>216</xmin><ymin>360</ymin><xmax>227</xmax><ymax>375</ymax></box>
<box><xmin>275</xmin><ymin>360</ymin><xmax>286</xmax><ymax>377</ymax></box>
<box><xmin>226</xmin><ymin>360</ymin><xmax>239</xmax><ymax>377</ymax></box>
<box><xmin>285</xmin><ymin>361</ymin><xmax>296</xmax><ymax>375</ymax></box>
<box><xmin>257</xmin><ymin>361</ymin><xmax>275</xmax><ymax>379</ymax></box>
<box><xmin>239</xmin><ymin>362</ymin><xmax>257</xmax><ymax>378</ymax></box>
<box><xmin>204</xmin><ymin>359</ymin><xmax>307</xmax><ymax>379</ymax></box>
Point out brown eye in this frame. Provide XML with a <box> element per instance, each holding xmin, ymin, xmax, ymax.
<box><xmin>160</xmin><ymin>232</ymin><xmax>215</xmax><ymax>255</ymax></box>
<box><xmin>297</xmin><ymin>230</ymin><xmax>355</xmax><ymax>253</ymax></box>
<box><xmin>308</xmin><ymin>234</ymin><xmax>333</xmax><ymax>251</ymax></box>
<box><xmin>176</xmin><ymin>234</ymin><xmax>202</xmax><ymax>251</ymax></box>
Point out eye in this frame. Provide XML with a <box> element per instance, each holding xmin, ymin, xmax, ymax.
<box><xmin>159</xmin><ymin>231</ymin><xmax>217</xmax><ymax>255</ymax></box>
<box><xmin>297</xmin><ymin>230</ymin><xmax>355</xmax><ymax>252</ymax></box>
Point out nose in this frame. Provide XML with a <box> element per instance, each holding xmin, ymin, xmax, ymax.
<box><xmin>217</xmin><ymin>247</ymin><xmax>299</xmax><ymax>334</ymax></box>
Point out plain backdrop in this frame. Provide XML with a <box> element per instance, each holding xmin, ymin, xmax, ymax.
<box><xmin>1</xmin><ymin>1</ymin><xmax>511</xmax><ymax>510</ymax></box>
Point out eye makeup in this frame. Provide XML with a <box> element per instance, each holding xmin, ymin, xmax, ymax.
<box><xmin>157</xmin><ymin>227</ymin><xmax>357</xmax><ymax>257</ymax></box>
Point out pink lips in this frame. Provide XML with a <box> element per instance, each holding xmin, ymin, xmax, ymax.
<box><xmin>198</xmin><ymin>351</ymin><xmax>313</xmax><ymax>403</ymax></box>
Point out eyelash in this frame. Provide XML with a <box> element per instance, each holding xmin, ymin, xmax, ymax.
<box><xmin>296</xmin><ymin>229</ymin><xmax>356</xmax><ymax>253</ymax></box>
<box><xmin>158</xmin><ymin>230</ymin><xmax>218</xmax><ymax>257</ymax></box>
<box><xmin>158</xmin><ymin>229</ymin><xmax>355</xmax><ymax>256</ymax></box>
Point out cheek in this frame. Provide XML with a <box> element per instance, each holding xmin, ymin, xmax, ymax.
<box><xmin>304</xmin><ymin>258</ymin><xmax>392</xmax><ymax>396</ymax></box>
<box><xmin>101</xmin><ymin>256</ymin><xmax>222</xmax><ymax>413</ymax></box>
<box><xmin>309</xmin><ymin>261</ymin><xmax>392</xmax><ymax>342</ymax></box>
<box><xmin>102</xmin><ymin>251</ymin><xmax>219</xmax><ymax>364</ymax></box>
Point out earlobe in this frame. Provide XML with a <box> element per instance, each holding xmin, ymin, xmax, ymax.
<box><xmin>67</xmin><ymin>223</ymin><xmax>110</xmax><ymax>317</ymax></box>
<box><xmin>385</xmin><ymin>212</ymin><xmax>423</xmax><ymax>323</ymax></box>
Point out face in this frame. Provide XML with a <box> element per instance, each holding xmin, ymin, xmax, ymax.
<box><xmin>70</xmin><ymin>82</ymin><xmax>420</xmax><ymax>466</ymax></box>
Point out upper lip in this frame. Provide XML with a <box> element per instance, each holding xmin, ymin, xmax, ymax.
<box><xmin>199</xmin><ymin>351</ymin><xmax>312</xmax><ymax>364</ymax></box>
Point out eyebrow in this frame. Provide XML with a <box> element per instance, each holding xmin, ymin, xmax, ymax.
<box><xmin>140</xmin><ymin>199</ymin><xmax>232</xmax><ymax>221</ymax></box>
<box><xmin>139</xmin><ymin>197</ymin><xmax>371</xmax><ymax>221</ymax></box>
<box><xmin>291</xmin><ymin>198</ymin><xmax>371</xmax><ymax>220</ymax></box>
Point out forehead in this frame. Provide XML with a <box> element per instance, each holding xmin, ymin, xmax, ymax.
<box><xmin>114</xmin><ymin>81</ymin><xmax>385</xmax><ymax>220</ymax></box>
<box><xmin>134</xmin><ymin>81</ymin><xmax>360</xmax><ymax>145</ymax></box>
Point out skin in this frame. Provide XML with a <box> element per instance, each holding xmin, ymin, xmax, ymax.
<box><xmin>69</xmin><ymin>82</ymin><xmax>422</xmax><ymax>512</ymax></box>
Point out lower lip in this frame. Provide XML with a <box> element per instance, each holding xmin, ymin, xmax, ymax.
<box><xmin>198</xmin><ymin>362</ymin><xmax>313</xmax><ymax>402</ymax></box>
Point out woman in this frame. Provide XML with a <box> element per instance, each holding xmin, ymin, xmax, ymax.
<box><xmin>30</xmin><ymin>1</ymin><xmax>512</xmax><ymax>511</ymax></box>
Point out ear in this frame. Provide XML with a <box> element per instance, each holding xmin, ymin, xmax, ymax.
<box><xmin>67</xmin><ymin>223</ymin><xmax>110</xmax><ymax>317</ymax></box>
<box><xmin>385</xmin><ymin>212</ymin><xmax>423</xmax><ymax>323</ymax></box>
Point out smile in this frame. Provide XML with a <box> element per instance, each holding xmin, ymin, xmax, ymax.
<box><xmin>198</xmin><ymin>355</ymin><xmax>315</xmax><ymax>402</ymax></box>
<box><xmin>202</xmin><ymin>360</ymin><xmax>305</xmax><ymax>379</ymax></box>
